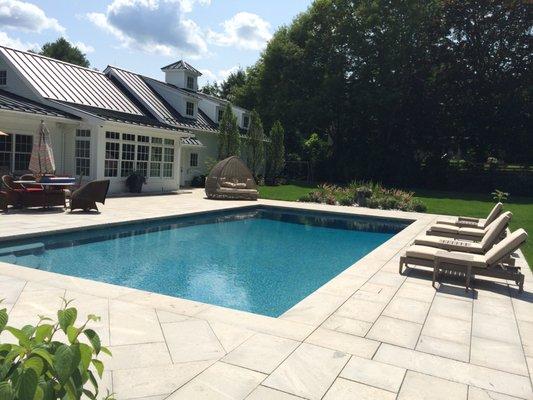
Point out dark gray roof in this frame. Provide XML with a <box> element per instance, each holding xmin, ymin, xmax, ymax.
<box><xmin>0</xmin><ymin>45</ymin><xmax>143</xmax><ymax>115</ymax></box>
<box><xmin>181</xmin><ymin>137</ymin><xmax>203</xmax><ymax>146</ymax></box>
<box><xmin>105</xmin><ymin>67</ymin><xmax>218</xmax><ymax>133</ymax></box>
<box><xmin>160</xmin><ymin>60</ymin><xmax>202</xmax><ymax>76</ymax></box>
<box><xmin>0</xmin><ymin>89</ymin><xmax>80</xmax><ymax>120</ymax></box>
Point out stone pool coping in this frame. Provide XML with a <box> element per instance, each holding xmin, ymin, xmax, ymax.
<box><xmin>1</xmin><ymin>190</ymin><xmax>531</xmax><ymax>400</ymax></box>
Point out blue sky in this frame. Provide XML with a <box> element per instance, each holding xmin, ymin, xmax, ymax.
<box><xmin>0</xmin><ymin>0</ymin><xmax>312</xmax><ymax>85</ymax></box>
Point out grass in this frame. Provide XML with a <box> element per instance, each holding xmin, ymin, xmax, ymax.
<box><xmin>258</xmin><ymin>183</ymin><xmax>533</xmax><ymax>265</ymax></box>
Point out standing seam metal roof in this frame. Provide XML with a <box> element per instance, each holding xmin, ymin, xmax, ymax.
<box><xmin>0</xmin><ymin>89</ymin><xmax>80</xmax><ymax>120</ymax></box>
<box><xmin>0</xmin><ymin>46</ymin><xmax>143</xmax><ymax>115</ymax></box>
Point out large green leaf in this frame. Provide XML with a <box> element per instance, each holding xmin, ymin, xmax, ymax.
<box><xmin>66</xmin><ymin>326</ymin><xmax>79</xmax><ymax>344</ymax></box>
<box><xmin>18</xmin><ymin>368</ymin><xmax>38</xmax><ymax>400</ymax></box>
<box><xmin>0</xmin><ymin>382</ymin><xmax>14</xmax><ymax>400</ymax></box>
<box><xmin>91</xmin><ymin>359</ymin><xmax>104</xmax><ymax>378</ymax></box>
<box><xmin>31</xmin><ymin>348</ymin><xmax>54</xmax><ymax>367</ymax></box>
<box><xmin>0</xmin><ymin>309</ymin><xmax>7</xmax><ymax>333</ymax></box>
<box><xmin>4</xmin><ymin>327</ymin><xmax>31</xmax><ymax>348</ymax></box>
<box><xmin>54</xmin><ymin>345</ymin><xmax>74</xmax><ymax>383</ymax></box>
<box><xmin>83</xmin><ymin>329</ymin><xmax>101</xmax><ymax>355</ymax></box>
<box><xmin>24</xmin><ymin>356</ymin><xmax>44</xmax><ymax>375</ymax></box>
<box><xmin>78</xmin><ymin>343</ymin><xmax>92</xmax><ymax>371</ymax></box>
<box><xmin>34</xmin><ymin>324</ymin><xmax>53</xmax><ymax>343</ymax></box>
<box><xmin>58</xmin><ymin>308</ymin><xmax>77</xmax><ymax>333</ymax></box>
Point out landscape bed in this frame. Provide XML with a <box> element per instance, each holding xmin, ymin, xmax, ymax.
<box><xmin>0</xmin><ymin>206</ymin><xmax>410</xmax><ymax>317</ymax></box>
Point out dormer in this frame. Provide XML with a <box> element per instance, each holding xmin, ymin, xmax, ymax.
<box><xmin>161</xmin><ymin>60</ymin><xmax>201</xmax><ymax>91</ymax></box>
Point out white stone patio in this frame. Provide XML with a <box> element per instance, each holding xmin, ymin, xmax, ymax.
<box><xmin>0</xmin><ymin>189</ymin><xmax>532</xmax><ymax>400</ymax></box>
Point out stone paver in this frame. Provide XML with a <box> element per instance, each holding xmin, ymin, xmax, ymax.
<box><xmin>0</xmin><ymin>190</ymin><xmax>531</xmax><ymax>400</ymax></box>
<box><xmin>167</xmin><ymin>361</ymin><xmax>265</xmax><ymax>400</ymax></box>
<box><xmin>222</xmin><ymin>333</ymin><xmax>299</xmax><ymax>374</ymax></box>
<box><xmin>263</xmin><ymin>343</ymin><xmax>350</xmax><ymax>400</ymax></box>
<box><xmin>340</xmin><ymin>355</ymin><xmax>406</xmax><ymax>392</ymax></box>
<box><xmin>397</xmin><ymin>371</ymin><xmax>468</xmax><ymax>400</ymax></box>
<box><xmin>323</xmin><ymin>378</ymin><xmax>396</xmax><ymax>400</ymax></box>
<box><xmin>367</xmin><ymin>316</ymin><xmax>422</xmax><ymax>348</ymax></box>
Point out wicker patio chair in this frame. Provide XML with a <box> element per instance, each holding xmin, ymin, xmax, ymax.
<box><xmin>205</xmin><ymin>156</ymin><xmax>258</xmax><ymax>200</ymax></box>
<box><xmin>70</xmin><ymin>179</ymin><xmax>110</xmax><ymax>212</ymax></box>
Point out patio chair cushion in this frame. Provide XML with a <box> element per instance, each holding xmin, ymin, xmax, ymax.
<box><xmin>478</xmin><ymin>212</ymin><xmax>512</xmax><ymax>251</ymax></box>
<box><xmin>485</xmin><ymin>229</ymin><xmax>528</xmax><ymax>265</ymax></box>
<box><xmin>414</xmin><ymin>236</ymin><xmax>482</xmax><ymax>253</ymax></box>
<box><xmin>485</xmin><ymin>202</ymin><xmax>504</xmax><ymax>226</ymax></box>
<box><xmin>405</xmin><ymin>245</ymin><xmax>487</xmax><ymax>267</ymax></box>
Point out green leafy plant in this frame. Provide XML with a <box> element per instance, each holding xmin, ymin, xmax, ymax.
<box><xmin>0</xmin><ymin>298</ymin><xmax>113</xmax><ymax>400</ymax></box>
<box><xmin>492</xmin><ymin>189</ymin><xmax>509</xmax><ymax>203</ymax></box>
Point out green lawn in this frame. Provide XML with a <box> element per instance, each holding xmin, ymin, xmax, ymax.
<box><xmin>258</xmin><ymin>184</ymin><xmax>533</xmax><ymax>265</ymax></box>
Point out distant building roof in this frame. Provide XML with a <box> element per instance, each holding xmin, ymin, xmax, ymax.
<box><xmin>0</xmin><ymin>89</ymin><xmax>80</xmax><ymax>120</ymax></box>
<box><xmin>160</xmin><ymin>60</ymin><xmax>202</xmax><ymax>76</ymax></box>
<box><xmin>0</xmin><ymin>46</ymin><xmax>143</xmax><ymax>115</ymax></box>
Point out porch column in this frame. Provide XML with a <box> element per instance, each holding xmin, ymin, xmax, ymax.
<box><xmin>174</xmin><ymin>140</ymin><xmax>181</xmax><ymax>190</ymax></box>
<box><xmin>94</xmin><ymin>126</ymin><xmax>106</xmax><ymax>180</ymax></box>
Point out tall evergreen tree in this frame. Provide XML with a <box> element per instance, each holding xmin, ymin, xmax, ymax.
<box><xmin>218</xmin><ymin>103</ymin><xmax>240</xmax><ymax>159</ymax></box>
<box><xmin>266</xmin><ymin>121</ymin><xmax>285</xmax><ymax>183</ymax></box>
<box><xmin>247</xmin><ymin>110</ymin><xmax>265</xmax><ymax>178</ymax></box>
<box><xmin>38</xmin><ymin>38</ymin><xmax>90</xmax><ymax>67</ymax></box>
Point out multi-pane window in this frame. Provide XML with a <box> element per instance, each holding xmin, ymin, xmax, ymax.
<box><xmin>190</xmin><ymin>153</ymin><xmax>198</xmax><ymax>167</ymax></box>
<box><xmin>0</xmin><ymin>71</ymin><xmax>6</xmax><ymax>85</ymax></box>
<box><xmin>217</xmin><ymin>107</ymin><xmax>224</xmax><ymax>122</ymax></box>
<box><xmin>163</xmin><ymin>148</ymin><xmax>174</xmax><ymax>178</ymax></box>
<box><xmin>150</xmin><ymin>146</ymin><xmax>162</xmax><ymax>177</ymax></box>
<box><xmin>14</xmin><ymin>134</ymin><xmax>32</xmax><ymax>170</ymax></box>
<box><xmin>136</xmin><ymin>145</ymin><xmax>149</xmax><ymax>177</ymax></box>
<box><xmin>75</xmin><ymin>129</ymin><xmax>91</xmax><ymax>176</ymax></box>
<box><xmin>186</xmin><ymin>102</ymin><xmax>194</xmax><ymax>116</ymax></box>
<box><xmin>121</xmin><ymin>143</ymin><xmax>135</xmax><ymax>177</ymax></box>
<box><xmin>104</xmin><ymin>142</ymin><xmax>119</xmax><ymax>177</ymax></box>
<box><xmin>186</xmin><ymin>76</ymin><xmax>194</xmax><ymax>90</ymax></box>
<box><xmin>0</xmin><ymin>133</ymin><xmax>13</xmax><ymax>172</ymax></box>
<box><xmin>243</xmin><ymin>115</ymin><xmax>250</xmax><ymax>128</ymax></box>
<box><xmin>104</xmin><ymin>132</ymin><xmax>175</xmax><ymax>179</ymax></box>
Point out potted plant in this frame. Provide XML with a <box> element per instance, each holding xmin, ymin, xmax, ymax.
<box><xmin>125</xmin><ymin>171</ymin><xmax>146</xmax><ymax>193</ymax></box>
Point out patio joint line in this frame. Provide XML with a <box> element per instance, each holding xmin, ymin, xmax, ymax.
<box><xmin>412</xmin><ymin>279</ymin><xmax>437</xmax><ymax>350</ymax></box>
<box><xmin>156</xmin><ymin>310</ymin><xmax>176</xmax><ymax>365</ymax></box>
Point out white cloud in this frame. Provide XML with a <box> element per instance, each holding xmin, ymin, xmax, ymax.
<box><xmin>0</xmin><ymin>31</ymin><xmax>38</xmax><ymax>50</ymax></box>
<box><xmin>198</xmin><ymin>65</ymin><xmax>239</xmax><ymax>87</ymax></box>
<box><xmin>0</xmin><ymin>0</ymin><xmax>64</xmax><ymax>33</ymax></box>
<box><xmin>74</xmin><ymin>41</ymin><xmax>95</xmax><ymax>54</ymax></box>
<box><xmin>87</xmin><ymin>0</ymin><xmax>208</xmax><ymax>57</ymax></box>
<box><xmin>208</xmin><ymin>12</ymin><xmax>272</xmax><ymax>50</ymax></box>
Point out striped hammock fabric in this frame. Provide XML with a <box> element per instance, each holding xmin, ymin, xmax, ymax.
<box><xmin>29</xmin><ymin>121</ymin><xmax>56</xmax><ymax>174</ymax></box>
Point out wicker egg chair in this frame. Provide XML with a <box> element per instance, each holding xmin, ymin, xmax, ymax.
<box><xmin>205</xmin><ymin>156</ymin><xmax>258</xmax><ymax>200</ymax></box>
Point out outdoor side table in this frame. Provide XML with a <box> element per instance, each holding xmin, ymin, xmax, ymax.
<box><xmin>433</xmin><ymin>251</ymin><xmax>474</xmax><ymax>291</ymax></box>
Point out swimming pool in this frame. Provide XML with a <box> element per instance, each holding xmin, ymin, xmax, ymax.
<box><xmin>0</xmin><ymin>207</ymin><xmax>410</xmax><ymax>316</ymax></box>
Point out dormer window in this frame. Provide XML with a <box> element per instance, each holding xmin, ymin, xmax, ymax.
<box><xmin>186</xmin><ymin>76</ymin><xmax>195</xmax><ymax>90</ymax></box>
<box><xmin>217</xmin><ymin>107</ymin><xmax>224</xmax><ymax>122</ymax></box>
<box><xmin>243</xmin><ymin>115</ymin><xmax>250</xmax><ymax>129</ymax></box>
<box><xmin>0</xmin><ymin>71</ymin><xmax>6</xmax><ymax>85</ymax></box>
<box><xmin>186</xmin><ymin>101</ymin><xmax>194</xmax><ymax>116</ymax></box>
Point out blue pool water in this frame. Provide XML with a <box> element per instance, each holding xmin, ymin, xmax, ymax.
<box><xmin>0</xmin><ymin>207</ymin><xmax>409</xmax><ymax>316</ymax></box>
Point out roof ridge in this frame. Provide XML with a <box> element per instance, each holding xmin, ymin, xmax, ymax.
<box><xmin>0</xmin><ymin>44</ymin><xmax>104</xmax><ymax>75</ymax></box>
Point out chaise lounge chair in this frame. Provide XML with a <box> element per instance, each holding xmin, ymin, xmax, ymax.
<box><xmin>426</xmin><ymin>208</ymin><xmax>509</xmax><ymax>241</ymax></box>
<box><xmin>70</xmin><ymin>180</ymin><xmax>110</xmax><ymax>212</ymax></box>
<box><xmin>399</xmin><ymin>228</ymin><xmax>527</xmax><ymax>292</ymax></box>
<box><xmin>435</xmin><ymin>202</ymin><xmax>503</xmax><ymax>229</ymax></box>
<box><xmin>414</xmin><ymin>212</ymin><xmax>511</xmax><ymax>254</ymax></box>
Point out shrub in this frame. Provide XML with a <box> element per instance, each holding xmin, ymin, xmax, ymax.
<box><xmin>298</xmin><ymin>194</ymin><xmax>313</xmax><ymax>202</ymax></box>
<box><xmin>411</xmin><ymin>199</ymin><xmax>427</xmax><ymax>212</ymax></box>
<box><xmin>191</xmin><ymin>175</ymin><xmax>206</xmax><ymax>188</ymax></box>
<box><xmin>0</xmin><ymin>298</ymin><xmax>113</xmax><ymax>400</ymax></box>
<box><xmin>338</xmin><ymin>195</ymin><xmax>353</xmax><ymax>206</ymax></box>
<box><xmin>491</xmin><ymin>189</ymin><xmax>509</xmax><ymax>203</ymax></box>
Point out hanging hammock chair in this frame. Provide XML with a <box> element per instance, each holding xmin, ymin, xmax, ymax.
<box><xmin>205</xmin><ymin>156</ymin><xmax>258</xmax><ymax>200</ymax></box>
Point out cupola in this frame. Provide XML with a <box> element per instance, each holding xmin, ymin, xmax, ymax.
<box><xmin>161</xmin><ymin>60</ymin><xmax>202</xmax><ymax>91</ymax></box>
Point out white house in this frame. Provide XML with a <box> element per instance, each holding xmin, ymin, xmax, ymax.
<box><xmin>0</xmin><ymin>46</ymin><xmax>251</xmax><ymax>193</ymax></box>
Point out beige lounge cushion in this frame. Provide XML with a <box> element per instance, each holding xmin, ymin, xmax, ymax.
<box><xmin>235</xmin><ymin>182</ymin><xmax>247</xmax><ymax>189</ymax></box>
<box><xmin>478</xmin><ymin>212</ymin><xmax>512</xmax><ymax>251</ymax></box>
<box><xmin>484</xmin><ymin>202</ymin><xmax>504</xmax><ymax>226</ymax></box>
<box><xmin>485</xmin><ymin>228</ymin><xmax>528</xmax><ymax>265</ymax></box>
<box><xmin>414</xmin><ymin>235</ymin><xmax>482</xmax><ymax>253</ymax></box>
<box><xmin>457</xmin><ymin>227</ymin><xmax>486</xmax><ymax>238</ymax></box>
<box><xmin>221</xmin><ymin>181</ymin><xmax>237</xmax><ymax>188</ymax></box>
<box><xmin>429</xmin><ymin>224</ymin><xmax>460</xmax><ymax>235</ymax></box>
<box><xmin>405</xmin><ymin>245</ymin><xmax>486</xmax><ymax>267</ymax></box>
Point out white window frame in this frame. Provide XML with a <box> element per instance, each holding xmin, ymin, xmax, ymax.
<box><xmin>104</xmin><ymin>132</ymin><xmax>175</xmax><ymax>180</ymax></box>
<box><xmin>190</xmin><ymin>152</ymin><xmax>198</xmax><ymax>167</ymax></box>
<box><xmin>75</xmin><ymin>129</ymin><xmax>91</xmax><ymax>177</ymax></box>
<box><xmin>217</xmin><ymin>107</ymin><xmax>224</xmax><ymax>122</ymax></box>
<box><xmin>0</xmin><ymin>133</ymin><xmax>33</xmax><ymax>172</ymax></box>
<box><xmin>0</xmin><ymin>70</ymin><xmax>6</xmax><ymax>86</ymax></box>
<box><xmin>186</xmin><ymin>75</ymin><xmax>195</xmax><ymax>90</ymax></box>
<box><xmin>243</xmin><ymin>114</ymin><xmax>250</xmax><ymax>129</ymax></box>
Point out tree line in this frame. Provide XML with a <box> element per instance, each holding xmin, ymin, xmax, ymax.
<box><xmin>203</xmin><ymin>0</ymin><xmax>531</xmax><ymax>187</ymax></box>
